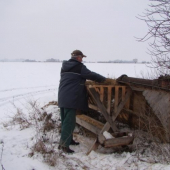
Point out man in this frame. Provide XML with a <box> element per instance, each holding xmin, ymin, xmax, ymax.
<box><xmin>58</xmin><ymin>50</ymin><xmax>106</xmax><ymax>153</ymax></box>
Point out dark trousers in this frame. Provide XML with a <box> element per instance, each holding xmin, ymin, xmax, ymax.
<box><xmin>59</xmin><ymin>108</ymin><xmax>76</xmax><ymax>147</ymax></box>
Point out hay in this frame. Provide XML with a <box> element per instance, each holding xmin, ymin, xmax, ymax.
<box><xmin>85</xmin><ymin>78</ymin><xmax>117</xmax><ymax>85</ymax></box>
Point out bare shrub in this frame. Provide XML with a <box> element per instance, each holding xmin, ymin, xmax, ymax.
<box><xmin>27</xmin><ymin>101</ymin><xmax>60</xmax><ymax>166</ymax></box>
<box><xmin>2</xmin><ymin>108</ymin><xmax>31</xmax><ymax>130</ymax></box>
<box><xmin>134</xmin><ymin>130</ymin><xmax>170</xmax><ymax>164</ymax></box>
<box><xmin>4</xmin><ymin>100</ymin><xmax>61</xmax><ymax>166</ymax></box>
<box><xmin>0</xmin><ymin>141</ymin><xmax>5</xmax><ymax>170</ymax></box>
<box><xmin>12</xmin><ymin>108</ymin><xmax>31</xmax><ymax>129</ymax></box>
<box><xmin>43</xmin><ymin>152</ymin><xmax>59</xmax><ymax>167</ymax></box>
<box><xmin>132</xmin><ymin>93</ymin><xmax>170</xmax><ymax>163</ymax></box>
<box><xmin>137</xmin><ymin>0</ymin><xmax>170</xmax><ymax>76</ymax></box>
<box><xmin>33</xmin><ymin>140</ymin><xmax>47</xmax><ymax>154</ymax></box>
<box><xmin>30</xmin><ymin>138</ymin><xmax>59</xmax><ymax>166</ymax></box>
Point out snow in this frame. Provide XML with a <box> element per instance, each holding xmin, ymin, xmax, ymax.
<box><xmin>0</xmin><ymin>62</ymin><xmax>170</xmax><ymax>170</ymax></box>
<box><xmin>103</xmin><ymin>131</ymin><xmax>114</xmax><ymax>139</ymax></box>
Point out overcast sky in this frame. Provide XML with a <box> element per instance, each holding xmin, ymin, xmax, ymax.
<box><xmin>0</xmin><ymin>0</ymin><xmax>151</xmax><ymax>62</ymax></box>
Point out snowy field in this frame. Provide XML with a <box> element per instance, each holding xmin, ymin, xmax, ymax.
<box><xmin>0</xmin><ymin>62</ymin><xmax>169</xmax><ymax>170</ymax></box>
<box><xmin>0</xmin><ymin>62</ymin><xmax>151</xmax><ymax>117</ymax></box>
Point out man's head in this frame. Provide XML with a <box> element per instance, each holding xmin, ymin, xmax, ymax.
<box><xmin>71</xmin><ymin>50</ymin><xmax>86</xmax><ymax>62</ymax></box>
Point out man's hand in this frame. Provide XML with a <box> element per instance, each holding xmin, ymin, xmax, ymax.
<box><xmin>116</xmin><ymin>74</ymin><xmax>127</xmax><ymax>82</ymax></box>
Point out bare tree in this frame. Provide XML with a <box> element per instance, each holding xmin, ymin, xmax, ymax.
<box><xmin>137</xmin><ymin>0</ymin><xmax>170</xmax><ymax>76</ymax></box>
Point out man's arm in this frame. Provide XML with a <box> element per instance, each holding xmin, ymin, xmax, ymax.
<box><xmin>81</xmin><ymin>65</ymin><xmax>106</xmax><ymax>83</ymax></box>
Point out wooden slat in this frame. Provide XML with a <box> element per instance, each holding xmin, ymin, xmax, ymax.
<box><xmin>99</xmin><ymin>122</ymin><xmax>111</xmax><ymax>135</ymax></box>
<box><xmin>125</xmin><ymin>90</ymin><xmax>130</xmax><ymax>109</ymax></box>
<box><xmin>104</xmin><ymin>136</ymin><xmax>134</xmax><ymax>148</ymax></box>
<box><xmin>122</xmin><ymin>108</ymin><xmax>139</xmax><ymax>116</ymax></box>
<box><xmin>131</xmin><ymin>86</ymin><xmax>144</xmax><ymax>92</ymax></box>
<box><xmin>122</xmin><ymin>86</ymin><xmax>126</xmax><ymax>101</ymax></box>
<box><xmin>107</xmin><ymin>86</ymin><xmax>112</xmax><ymax>114</ymax></box>
<box><xmin>88</xmin><ymin>85</ymin><xmax>115</xmax><ymax>88</ymax></box>
<box><xmin>87</xmin><ymin>88</ymin><xmax>117</xmax><ymax>132</ymax></box>
<box><xmin>95</xmin><ymin>87</ymin><xmax>100</xmax><ymax>94</ymax></box>
<box><xmin>112</xmin><ymin>89</ymin><xmax>132</xmax><ymax>121</ymax></box>
<box><xmin>86</xmin><ymin>139</ymin><xmax>99</xmax><ymax>155</ymax></box>
<box><xmin>114</xmin><ymin>86</ymin><xmax>119</xmax><ymax>113</ymax></box>
<box><xmin>100</xmin><ymin>87</ymin><xmax>104</xmax><ymax>102</ymax></box>
<box><xmin>88</xmin><ymin>97</ymin><xmax>94</xmax><ymax>105</ymax></box>
<box><xmin>98</xmin><ymin>122</ymin><xmax>111</xmax><ymax>144</ymax></box>
<box><xmin>88</xmin><ymin>104</ymin><xmax>99</xmax><ymax>111</ymax></box>
<box><xmin>76</xmin><ymin>115</ymin><xmax>104</xmax><ymax>135</ymax></box>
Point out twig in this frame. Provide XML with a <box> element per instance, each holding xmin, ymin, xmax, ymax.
<box><xmin>0</xmin><ymin>141</ymin><xmax>5</xmax><ymax>170</ymax></box>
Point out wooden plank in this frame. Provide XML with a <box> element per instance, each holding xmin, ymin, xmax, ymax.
<box><xmin>88</xmin><ymin>104</ymin><xmax>99</xmax><ymax>111</ymax></box>
<box><xmin>98</xmin><ymin>122</ymin><xmax>111</xmax><ymax>144</ymax></box>
<box><xmin>131</xmin><ymin>86</ymin><xmax>144</xmax><ymax>92</ymax></box>
<box><xmin>114</xmin><ymin>86</ymin><xmax>119</xmax><ymax>113</ymax></box>
<box><xmin>125</xmin><ymin>100</ymin><xmax>130</xmax><ymax>109</ymax></box>
<box><xmin>100</xmin><ymin>87</ymin><xmax>104</xmax><ymax>102</ymax></box>
<box><xmin>95</xmin><ymin>87</ymin><xmax>100</xmax><ymax>94</ymax></box>
<box><xmin>77</xmin><ymin>115</ymin><xmax>104</xmax><ymax>129</ymax></box>
<box><xmin>86</xmin><ymin>138</ymin><xmax>99</xmax><ymax>155</ymax></box>
<box><xmin>112</xmin><ymin>89</ymin><xmax>132</xmax><ymax>121</ymax></box>
<box><xmin>88</xmin><ymin>97</ymin><xmax>94</xmax><ymax>105</ymax></box>
<box><xmin>122</xmin><ymin>86</ymin><xmax>126</xmax><ymax>101</ymax></box>
<box><xmin>122</xmin><ymin>86</ymin><xmax>129</xmax><ymax>109</ymax></box>
<box><xmin>88</xmin><ymin>85</ymin><xmax>115</xmax><ymax>88</ymax></box>
<box><xmin>76</xmin><ymin>115</ymin><xmax>104</xmax><ymax>135</ymax></box>
<box><xmin>99</xmin><ymin>122</ymin><xmax>111</xmax><ymax>135</ymax></box>
<box><xmin>107</xmin><ymin>86</ymin><xmax>112</xmax><ymax>114</ymax></box>
<box><xmin>104</xmin><ymin>136</ymin><xmax>134</xmax><ymax>148</ymax></box>
<box><xmin>87</xmin><ymin>88</ymin><xmax>117</xmax><ymax>132</ymax></box>
<box><xmin>122</xmin><ymin>108</ymin><xmax>139</xmax><ymax>116</ymax></box>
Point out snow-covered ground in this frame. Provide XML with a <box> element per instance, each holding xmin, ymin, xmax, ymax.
<box><xmin>0</xmin><ymin>62</ymin><xmax>150</xmax><ymax>118</ymax></box>
<box><xmin>0</xmin><ymin>62</ymin><xmax>170</xmax><ymax>170</ymax></box>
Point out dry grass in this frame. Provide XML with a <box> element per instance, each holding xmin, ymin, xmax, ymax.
<box><xmin>4</xmin><ymin>100</ymin><xmax>61</xmax><ymax>167</ymax></box>
<box><xmin>86</xmin><ymin>78</ymin><xmax>117</xmax><ymax>85</ymax></box>
<box><xmin>3</xmin><ymin>96</ymin><xmax>170</xmax><ymax>166</ymax></box>
<box><xmin>133</xmin><ymin>130</ymin><xmax>170</xmax><ymax>164</ymax></box>
<box><xmin>42</xmin><ymin>101</ymin><xmax>58</xmax><ymax>109</ymax></box>
<box><xmin>2</xmin><ymin>108</ymin><xmax>31</xmax><ymax>130</ymax></box>
<box><xmin>0</xmin><ymin>141</ymin><xmax>5</xmax><ymax>170</ymax></box>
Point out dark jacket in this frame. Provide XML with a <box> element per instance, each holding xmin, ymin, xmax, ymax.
<box><xmin>58</xmin><ymin>59</ymin><xmax>106</xmax><ymax>111</ymax></box>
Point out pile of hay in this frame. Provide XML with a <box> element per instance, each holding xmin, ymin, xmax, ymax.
<box><xmin>85</xmin><ymin>78</ymin><xmax>117</xmax><ymax>86</ymax></box>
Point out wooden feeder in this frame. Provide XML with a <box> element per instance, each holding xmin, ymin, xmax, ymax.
<box><xmin>76</xmin><ymin>76</ymin><xmax>170</xmax><ymax>154</ymax></box>
<box><xmin>76</xmin><ymin>82</ymin><xmax>134</xmax><ymax>155</ymax></box>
